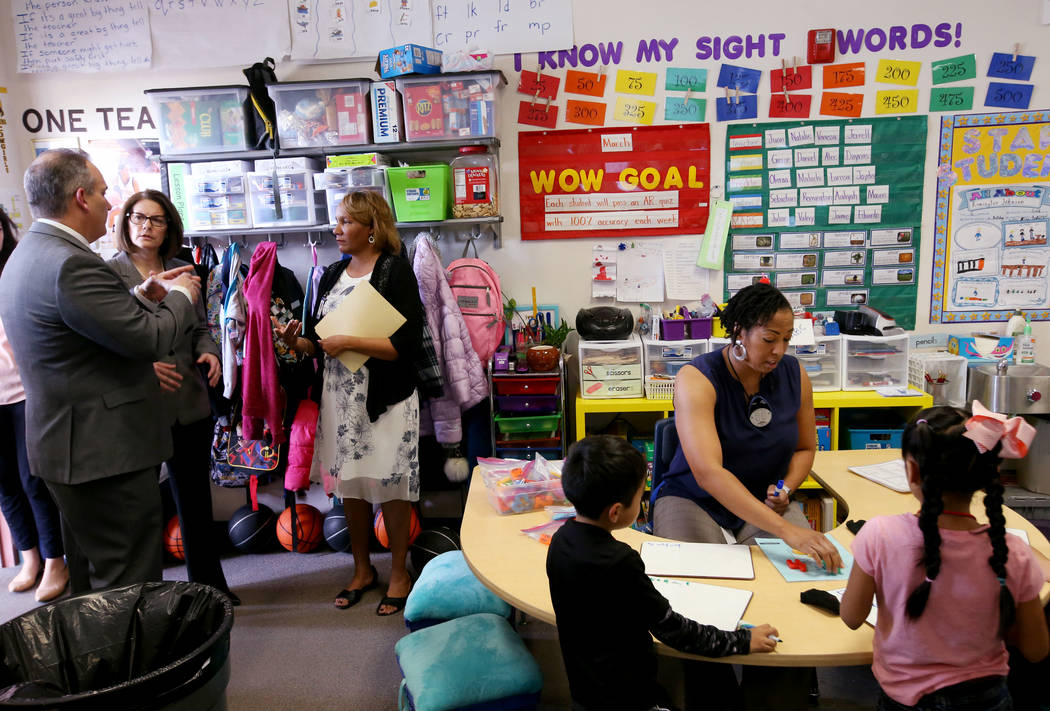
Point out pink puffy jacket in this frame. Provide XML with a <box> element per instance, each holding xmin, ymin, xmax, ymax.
<box><xmin>284</xmin><ymin>398</ymin><xmax>319</xmax><ymax>491</ymax></box>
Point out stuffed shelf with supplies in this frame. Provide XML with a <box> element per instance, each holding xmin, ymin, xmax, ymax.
<box><xmin>490</xmin><ymin>355</ymin><xmax>567</xmax><ymax>461</ymax></box>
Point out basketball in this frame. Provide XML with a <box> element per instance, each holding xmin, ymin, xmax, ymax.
<box><xmin>277</xmin><ymin>504</ymin><xmax>324</xmax><ymax>552</ymax></box>
<box><xmin>373</xmin><ymin>507</ymin><xmax>422</xmax><ymax>549</ymax></box>
<box><xmin>228</xmin><ymin>503</ymin><xmax>277</xmax><ymax>553</ymax></box>
<box><xmin>323</xmin><ymin>506</ymin><xmax>351</xmax><ymax>552</ymax></box>
<box><xmin>164</xmin><ymin>515</ymin><xmax>185</xmax><ymax>561</ymax></box>
<box><xmin>409</xmin><ymin>526</ymin><xmax>461</xmax><ymax>576</ymax></box>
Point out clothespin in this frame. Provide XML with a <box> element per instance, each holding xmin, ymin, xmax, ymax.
<box><xmin>683</xmin><ymin>88</ymin><xmax>692</xmax><ymax>105</ymax></box>
<box><xmin>531</xmin><ymin>88</ymin><xmax>540</xmax><ymax>106</ymax></box>
<box><xmin>724</xmin><ymin>86</ymin><xmax>732</xmax><ymax>105</ymax></box>
<box><xmin>1013</xmin><ymin>43</ymin><xmax>1021</xmax><ymax>62</ymax></box>
<box><xmin>793</xmin><ymin>56</ymin><xmax>799</xmax><ymax>72</ymax></box>
<box><xmin>781</xmin><ymin>58</ymin><xmax>788</xmax><ymax>80</ymax></box>
<box><xmin>597</xmin><ymin>63</ymin><xmax>605</xmax><ymax>79</ymax></box>
<box><xmin>735</xmin><ymin>87</ymin><xmax>741</xmax><ymax>104</ymax></box>
<box><xmin>544</xmin><ymin>95</ymin><xmax>552</xmax><ymax>113</ymax></box>
<box><xmin>783</xmin><ymin>85</ymin><xmax>790</xmax><ymax>103</ymax></box>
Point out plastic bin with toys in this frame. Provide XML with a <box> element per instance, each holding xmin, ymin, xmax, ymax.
<box><xmin>478</xmin><ymin>455</ymin><xmax>568</xmax><ymax>515</ymax></box>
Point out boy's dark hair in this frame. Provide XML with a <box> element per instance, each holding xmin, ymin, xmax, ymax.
<box><xmin>561</xmin><ymin>435</ymin><xmax>647</xmax><ymax>519</ymax></box>
<box><xmin>901</xmin><ymin>406</ymin><xmax>1015</xmax><ymax>635</ymax></box>
<box><xmin>720</xmin><ymin>282</ymin><xmax>791</xmax><ymax>342</ymax></box>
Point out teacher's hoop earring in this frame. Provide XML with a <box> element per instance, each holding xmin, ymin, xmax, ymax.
<box><xmin>731</xmin><ymin>340</ymin><xmax>748</xmax><ymax>361</ymax></box>
<box><xmin>368</xmin><ymin>234</ymin><xmax>375</xmax><ymax>244</ymax></box>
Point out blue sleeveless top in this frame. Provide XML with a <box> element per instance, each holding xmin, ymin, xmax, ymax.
<box><xmin>656</xmin><ymin>348</ymin><xmax>801</xmax><ymax>530</ymax></box>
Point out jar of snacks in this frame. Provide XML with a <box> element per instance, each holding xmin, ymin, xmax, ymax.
<box><xmin>450</xmin><ymin>145</ymin><xmax>498</xmax><ymax>218</ymax></box>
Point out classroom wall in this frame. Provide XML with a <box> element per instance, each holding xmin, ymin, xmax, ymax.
<box><xmin>3</xmin><ymin>0</ymin><xmax>1050</xmax><ymax>357</ymax></box>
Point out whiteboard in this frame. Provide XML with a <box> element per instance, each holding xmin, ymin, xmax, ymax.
<box><xmin>640</xmin><ymin>541</ymin><xmax>755</xmax><ymax>579</ymax></box>
<box><xmin>148</xmin><ymin>0</ymin><xmax>290</xmax><ymax>69</ymax></box>
<box><xmin>650</xmin><ymin>577</ymin><xmax>753</xmax><ymax>632</ymax></box>
<box><xmin>12</xmin><ymin>0</ymin><xmax>151</xmax><ymax>74</ymax></box>
<box><xmin>289</xmin><ymin>0</ymin><xmax>433</xmax><ymax>62</ymax></box>
<box><xmin>430</xmin><ymin>0</ymin><xmax>574</xmax><ymax>55</ymax></box>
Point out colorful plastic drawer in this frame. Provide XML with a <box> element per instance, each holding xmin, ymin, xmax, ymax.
<box><xmin>495</xmin><ymin>395</ymin><xmax>559</xmax><ymax>414</ymax></box>
<box><xmin>492</xmin><ymin>377</ymin><xmax>559</xmax><ymax>396</ymax></box>
<box><xmin>493</xmin><ymin>414</ymin><xmax>561</xmax><ymax>437</ymax></box>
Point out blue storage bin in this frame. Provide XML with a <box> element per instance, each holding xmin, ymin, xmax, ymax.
<box><xmin>848</xmin><ymin>428</ymin><xmax>903</xmax><ymax>450</ymax></box>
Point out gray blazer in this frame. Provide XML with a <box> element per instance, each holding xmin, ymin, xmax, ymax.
<box><xmin>108</xmin><ymin>252</ymin><xmax>218</xmax><ymax>426</ymax></box>
<box><xmin>0</xmin><ymin>221</ymin><xmax>197</xmax><ymax>485</ymax></box>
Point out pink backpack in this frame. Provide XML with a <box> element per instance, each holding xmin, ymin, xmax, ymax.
<box><xmin>284</xmin><ymin>397</ymin><xmax>319</xmax><ymax>491</ymax></box>
<box><xmin>446</xmin><ymin>241</ymin><xmax>505</xmax><ymax>367</ymax></box>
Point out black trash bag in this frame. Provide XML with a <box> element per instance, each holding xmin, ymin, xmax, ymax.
<box><xmin>0</xmin><ymin>582</ymin><xmax>233</xmax><ymax>709</ymax></box>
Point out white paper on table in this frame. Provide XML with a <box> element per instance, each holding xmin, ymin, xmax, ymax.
<box><xmin>848</xmin><ymin>459</ymin><xmax>910</xmax><ymax>493</ymax></box>
<box><xmin>641</xmin><ymin>541</ymin><xmax>755</xmax><ymax>579</ymax></box>
<box><xmin>314</xmin><ymin>280</ymin><xmax>405</xmax><ymax>372</ymax></box>
<box><xmin>650</xmin><ymin>577</ymin><xmax>753</xmax><ymax>631</ymax></box>
<box><xmin>592</xmin><ymin>245</ymin><xmax>618</xmax><ymax>298</ymax></box>
<box><xmin>663</xmin><ymin>237</ymin><xmax>708</xmax><ymax>300</ymax></box>
<box><xmin>829</xmin><ymin>587</ymin><xmax>877</xmax><ymax>626</ymax></box>
<box><xmin>1006</xmin><ymin>528</ymin><xmax>1031</xmax><ymax>545</ymax></box>
<box><xmin>617</xmin><ymin>247</ymin><xmax>664</xmax><ymax>302</ymax></box>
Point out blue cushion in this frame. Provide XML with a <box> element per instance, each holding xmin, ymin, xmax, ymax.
<box><xmin>404</xmin><ymin>551</ymin><xmax>513</xmax><ymax>631</ymax></box>
<box><xmin>395</xmin><ymin>613</ymin><xmax>543</xmax><ymax>711</ymax></box>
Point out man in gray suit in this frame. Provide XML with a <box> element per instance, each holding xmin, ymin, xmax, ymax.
<box><xmin>0</xmin><ymin>149</ymin><xmax>200</xmax><ymax>592</ymax></box>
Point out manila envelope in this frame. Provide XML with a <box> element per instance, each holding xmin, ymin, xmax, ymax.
<box><xmin>314</xmin><ymin>280</ymin><xmax>405</xmax><ymax>372</ymax></box>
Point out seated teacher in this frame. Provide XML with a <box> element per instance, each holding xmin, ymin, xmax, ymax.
<box><xmin>653</xmin><ymin>282</ymin><xmax>843</xmax><ymax>571</ymax></box>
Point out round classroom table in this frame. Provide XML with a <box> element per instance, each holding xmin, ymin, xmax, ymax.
<box><xmin>461</xmin><ymin>448</ymin><xmax>1050</xmax><ymax>667</ymax></box>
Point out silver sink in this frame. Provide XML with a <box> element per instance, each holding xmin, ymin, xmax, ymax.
<box><xmin>967</xmin><ymin>363</ymin><xmax>1050</xmax><ymax>414</ymax></box>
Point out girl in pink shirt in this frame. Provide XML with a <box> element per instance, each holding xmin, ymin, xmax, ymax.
<box><xmin>840</xmin><ymin>404</ymin><xmax>1048</xmax><ymax>710</ymax></box>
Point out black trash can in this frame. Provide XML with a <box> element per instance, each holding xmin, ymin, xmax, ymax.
<box><xmin>0</xmin><ymin>581</ymin><xmax>233</xmax><ymax>710</ymax></box>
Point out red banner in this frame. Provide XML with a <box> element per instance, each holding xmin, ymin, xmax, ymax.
<box><xmin>517</xmin><ymin>124</ymin><xmax>711</xmax><ymax>241</ymax></box>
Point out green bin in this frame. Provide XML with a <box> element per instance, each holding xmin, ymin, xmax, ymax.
<box><xmin>386</xmin><ymin>164</ymin><xmax>450</xmax><ymax>221</ymax></box>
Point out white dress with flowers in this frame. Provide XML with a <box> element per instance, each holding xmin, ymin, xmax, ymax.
<box><xmin>309</xmin><ymin>270</ymin><xmax>420</xmax><ymax>503</ymax></box>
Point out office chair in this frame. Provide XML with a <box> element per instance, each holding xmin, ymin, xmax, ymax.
<box><xmin>648</xmin><ymin>417</ymin><xmax>678</xmax><ymax>528</ymax></box>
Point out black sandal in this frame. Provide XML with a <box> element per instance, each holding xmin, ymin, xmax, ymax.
<box><xmin>376</xmin><ymin>595</ymin><xmax>408</xmax><ymax>617</ymax></box>
<box><xmin>333</xmin><ymin>565</ymin><xmax>378</xmax><ymax>609</ymax></box>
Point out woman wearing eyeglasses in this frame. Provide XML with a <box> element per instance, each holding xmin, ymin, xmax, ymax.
<box><xmin>108</xmin><ymin>190</ymin><xmax>238</xmax><ymax>605</ymax></box>
<box><xmin>653</xmin><ymin>282</ymin><xmax>842</xmax><ymax>565</ymax></box>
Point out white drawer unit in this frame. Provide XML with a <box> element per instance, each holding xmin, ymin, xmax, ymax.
<box><xmin>246</xmin><ymin>170</ymin><xmax>324</xmax><ymax>228</ymax></box>
<box><xmin>790</xmin><ymin>336</ymin><xmax>842</xmax><ymax>392</ymax></box>
<box><xmin>842</xmin><ymin>334</ymin><xmax>910</xmax><ymax>391</ymax></box>
<box><xmin>578</xmin><ymin>334</ymin><xmax>643</xmax><ymax>399</ymax></box>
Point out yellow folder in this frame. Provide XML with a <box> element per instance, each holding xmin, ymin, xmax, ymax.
<box><xmin>314</xmin><ymin>280</ymin><xmax>405</xmax><ymax>372</ymax></box>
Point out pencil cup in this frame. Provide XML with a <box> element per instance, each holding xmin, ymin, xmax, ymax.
<box><xmin>930</xmin><ymin>381</ymin><xmax>948</xmax><ymax>406</ymax></box>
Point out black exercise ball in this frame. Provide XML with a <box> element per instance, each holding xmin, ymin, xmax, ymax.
<box><xmin>409</xmin><ymin>526</ymin><xmax>461</xmax><ymax>576</ymax></box>
<box><xmin>228</xmin><ymin>503</ymin><xmax>277</xmax><ymax>553</ymax></box>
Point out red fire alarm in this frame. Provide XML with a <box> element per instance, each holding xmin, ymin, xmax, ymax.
<box><xmin>807</xmin><ymin>28</ymin><xmax>836</xmax><ymax>64</ymax></box>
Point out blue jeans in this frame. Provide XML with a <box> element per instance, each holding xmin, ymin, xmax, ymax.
<box><xmin>877</xmin><ymin>676</ymin><xmax>1012</xmax><ymax>711</ymax></box>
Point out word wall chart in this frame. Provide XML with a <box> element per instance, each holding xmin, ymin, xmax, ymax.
<box><xmin>723</xmin><ymin>117</ymin><xmax>926</xmax><ymax>329</ymax></box>
<box><xmin>932</xmin><ymin>110</ymin><xmax>1050</xmax><ymax>323</ymax></box>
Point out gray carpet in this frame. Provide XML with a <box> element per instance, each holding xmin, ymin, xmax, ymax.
<box><xmin>0</xmin><ymin>549</ymin><xmax>880</xmax><ymax>710</ymax></box>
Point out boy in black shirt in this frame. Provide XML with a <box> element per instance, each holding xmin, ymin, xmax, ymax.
<box><xmin>546</xmin><ymin>435</ymin><xmax>778</xmax><ymax>711</ymax></box>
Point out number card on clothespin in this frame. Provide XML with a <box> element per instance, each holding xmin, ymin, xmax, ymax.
<box><xmin>716</xmin><ymin>64</ymin><xmax>762</xmax><ymax>92</ymax></box>
<box><xmin>665</xmin><ymin>67</ymin><xmax>708</xmax><ymax>92</ymax></box>
<box><xmin>985</xmin><ymin>82</ymin><xmax>1033</xmax><ymax>109</ymax></box>
<box><xmin>770</xmin><ymin>64</ymin><xmax>812</xmax><ymax>92</ymax></box>
<box><xmin>769</xmin><ymin>94</ymin><xmax>812</xmax><ymax>118</ymax></box>
<box><xmin>613</xmin><ymin>96</ymin><xmax>655</xmax><ymax>124</ymax></box>
<box><xmin>875</xmin><ymin>89</ymin><xmax>918</xmax><ymax>114</ymax></box>
<box><xmin>987</xmin><ymin>51</ymin><xmax>1035</xmax><ymax>81</ymax></box>
<box><xmin>823</xmin><ymin>62</ymin><xmax>865</xmax><ymax>88</ymax></box>
<box><xmin>517</xmin><ymin>71</ymin><xmax>560</xmax><ymax>100</ymax></box>
<box><xmin>565</xmin><ymin>99</ymin><xmax>606</xmax><ymax>126</ymax></box>
<box><xmin>929</xmin><ymin>86</ymin><xmax>974</xmax><ymax>112</ymax></box>
<box><xmin>615</xmin><ymin>70</ymin><xmax>657</xmax><ymax>96</ymax></box>
<box><xmin>931</xmin><ymin>54</ymin><xmax>977</xmax><ymax>84</ymax></box>
<box><xmin>820</xmin><ymin>92</ymin><xmax>863</xmax><ymax>117</ymax></box>
<box><xmin>565</xmin><ymin>69</ymin><xmax>606</xmax><ymax>97</ymax></box>
<box><xmin>517</xmin><ymin>99</ymin><xmax>559</xmax><ymax>128</ymax></box>
<box><xmin>664</xmin><ymin>96</ymin><xmax>706</xmax><ymax>122</ymax></box>
<box><xmin>875</xmin><ymin>59</ymin><xmax>921</xmax><ymax>86</ymax></box>
<box><xmin>715</xmin><ymin>92</ymin><xmax>758</xmax><ymax>121</ymax></box>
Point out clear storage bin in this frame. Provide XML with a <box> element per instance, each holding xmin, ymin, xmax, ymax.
<box><xmin>146</xmin><ymin>85</ymin><xmax>251</xmax><ymax>155</ymax></box>
<box><xmin>395</xmin><ymin>71</ymin><xmax>504</xmax><ymax>141</ymax></box>
<box><xmin>579</xmin><ymin>334</ymin><xmax>643</xmax><ymax>399</ymax></box>
<box><xmin>246</xmin><ymin>170</ymin><xmax>323</xmax><ymax>227</ymax></box>
<box><xmin>908</xmin><ymin>352</ymin><xmax>967</xmax><ymax>407</ymax></box>
<box><xmin>185</xmin><ymin>173</ymin><xmax>250</xmax><ymax>231</ymax></box>
<box><xmin>642</xmin><ymin>337</ymin><xmax>709</xmax><ymax>379</ymax></box>
<box><xmin>319</xmin><ymin>166</ymin><xmax>391</xmax><ymax>224</ymax></box>
<box><xmin>790</xmin><ymin>336</ymin><xmax>841</xmax><ymax>391</ymax></box>
<box><xmin>267</xmin><ymin>79</ymin><xmax>371</xmax><ymax>148</ymax></box>
<box><xmin>842</xmin><ymin>334</ymin><xmax>909</xmax><ymax>390</ymax></box>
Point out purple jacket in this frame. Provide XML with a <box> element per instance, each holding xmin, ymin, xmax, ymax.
<box><xmin>412</xmin><ymin>236</ymin><xmax>488</xmax><ymax>444</ymax></box>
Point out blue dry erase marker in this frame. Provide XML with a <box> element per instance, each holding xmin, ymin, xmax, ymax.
<box><xmin>738</xmin><ymin>621</ymin><xmax>784</xmax><ymax>643</ymax></box>
<box><xmin>775</xmin><ymin>480</ymin><xmax>787</xmax><ymax>497</ymax></box>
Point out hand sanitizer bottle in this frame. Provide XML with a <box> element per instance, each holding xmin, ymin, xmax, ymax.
<box><xmin>1020</xmin><ymin>315</ymin><xmax>1037</xmax><ymax>364</ymax></box>
<box><xmin>1006</xmin><ymin>308</ymin><xmax>1026</xmax><ymax>338</ymax></box>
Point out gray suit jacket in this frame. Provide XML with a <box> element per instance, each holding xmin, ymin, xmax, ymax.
<box><xmin>0</xmin><ymin>221</ymin><xmax>197</xmax><ymax>485</ymax></box>
<box><xmin>108</xmin><ymin>252</ymin><xmax>218</xmax><ymax>426</ymax></box>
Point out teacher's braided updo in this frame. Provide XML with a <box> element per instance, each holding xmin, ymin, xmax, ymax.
<box><xmin>720</xmin><ymin>282</ymin><xmax>791</xmax><ymax>342</ymax></box>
